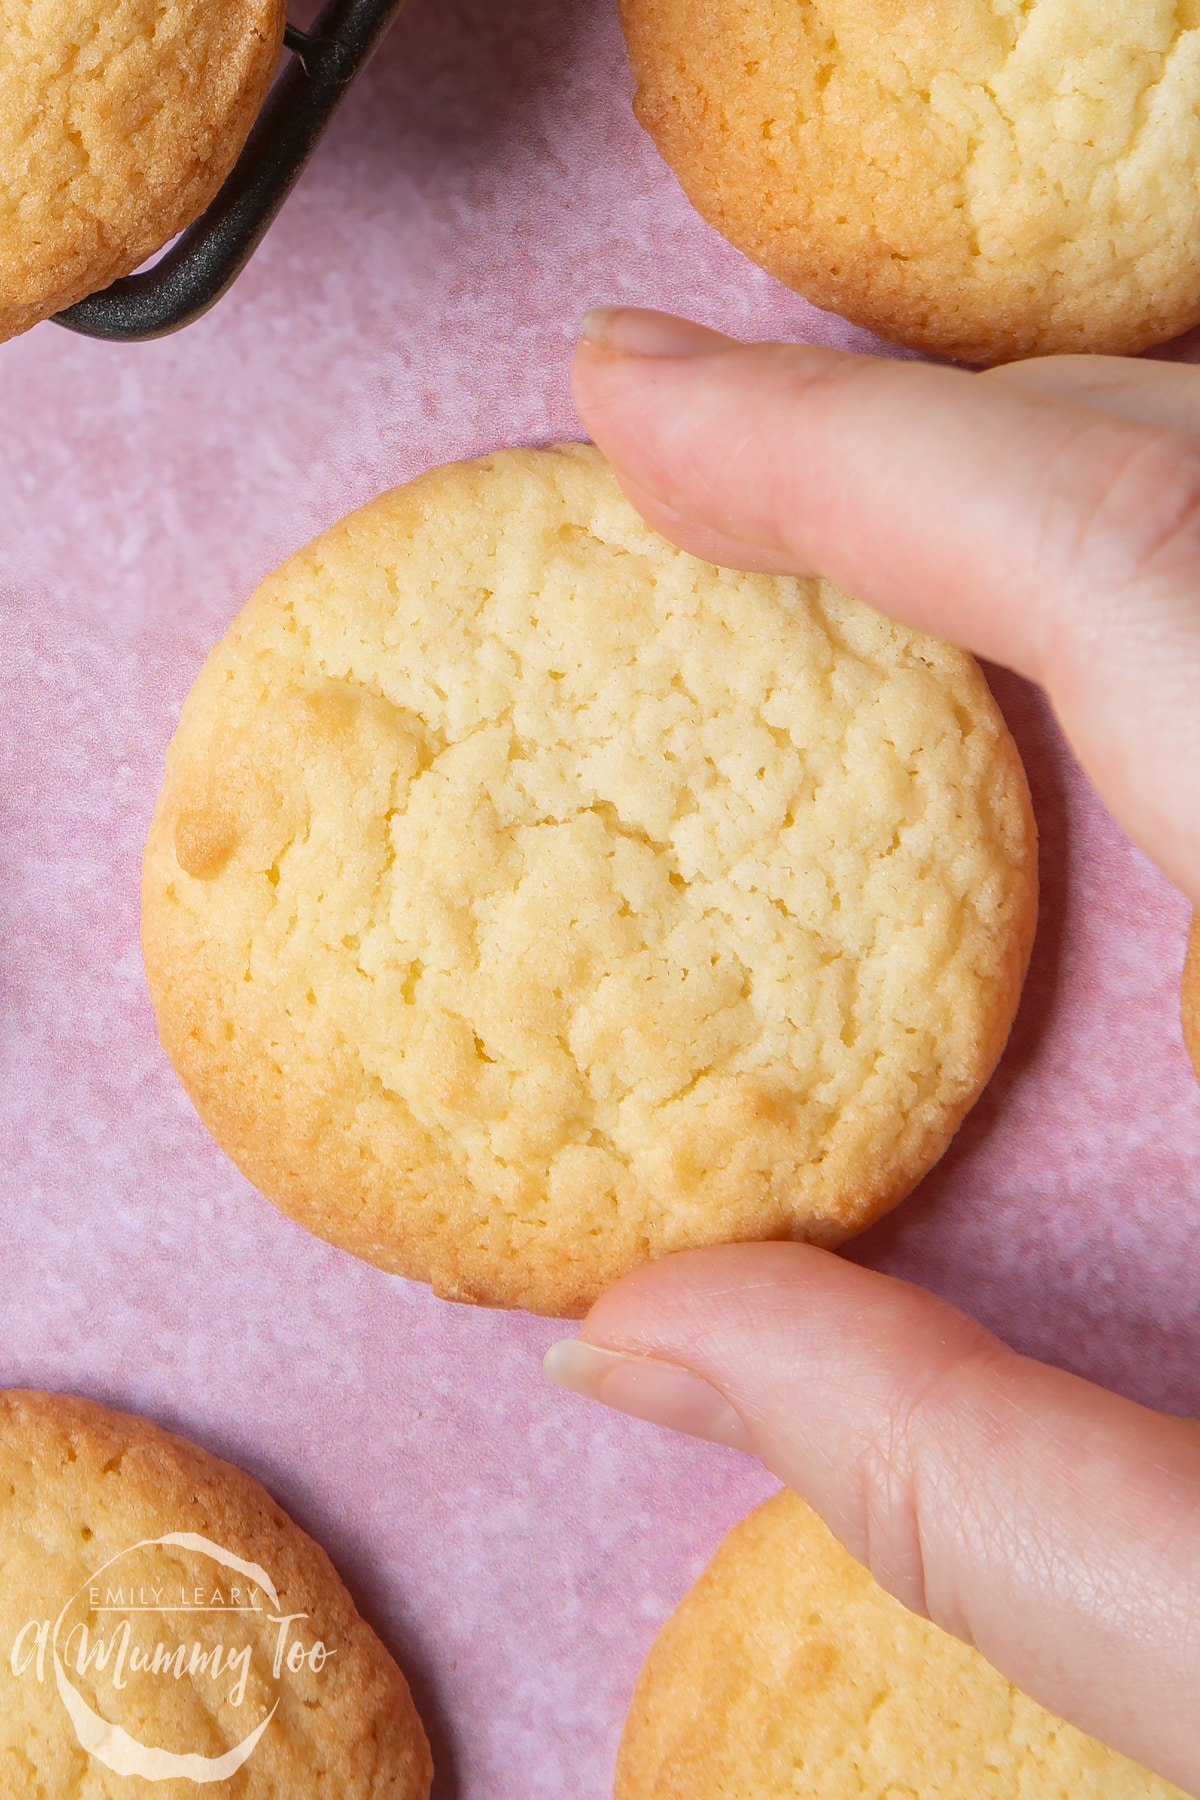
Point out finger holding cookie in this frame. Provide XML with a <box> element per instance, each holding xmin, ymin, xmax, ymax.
<box><xmin>555</xmin><ymin>310</ymin><xmax>1200</xmax><ymax>1793</ymax></box>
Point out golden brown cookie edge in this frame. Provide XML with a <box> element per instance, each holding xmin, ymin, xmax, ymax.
<box><xmin>0</xmin><ymin>1388</ymin><xmax>433</xmax><ymax>1796</ymax></box>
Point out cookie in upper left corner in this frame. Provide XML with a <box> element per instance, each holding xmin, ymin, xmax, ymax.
<box><xmin>0</xmin><ymin>0</ymin><xmax>286</xmax><ymax>341</ymax></box>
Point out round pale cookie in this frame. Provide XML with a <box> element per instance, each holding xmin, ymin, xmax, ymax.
<box><xmin>142</xmin><ymin>444</ymin><xmax>1037</xmax><ymax>1317</ymax></box>
<box><xmin>619</xmin><ymin>0</ymin><xmax>1200</xmax><ymax>364</ymax></box>
<box><xmin>0</xmin><ymin>0</ymin><xmax>285</xmax><ymax>341</ymax></box>
<box><xmin>0</xmin><ymin>1390</ymin><xmax>432</xmax><ymax>1797</ymax></box>
<box><xmin>616</xmin><ymin>1490</ymin><xmax>1184</xmax><ymax>1798</ymax></box>
<box><xmin>1184</xmin><ymin>914</ymin><xmax>1200</xmax><ymax>1079</ymax></box>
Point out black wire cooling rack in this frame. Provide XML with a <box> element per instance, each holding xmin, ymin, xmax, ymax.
<box><xmin>53</xmin><ymin>0</ymin><xmax>407</xmax><ymax>341</ymax></box>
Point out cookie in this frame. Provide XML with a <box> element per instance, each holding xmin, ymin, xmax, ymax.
<box><xmin>142</xmin><ymin>443</ymin><xmax>1037</xmax><ymax>1318</ymax></box>
<box><xmin>0</xmin><ymin>0</ymin><xmax>285</xmax><ymax>341</ymax></box>
<box><xmin>1183</xmin><ymin>914</ymin><xmax>1200</xmax><ymax>1080</ymax></box>
<box><xmin>616</xmin><ymin>1490</ymin><xmax>1183</xmax><ymax>1798</ymax></box>
<box><xmin>618</xmin><ymin>0</ymin><xmax>1200</xmax><ymax>364</ymax></box>
<box><xmin>0</xmin><ymin>1389</ymin><xmax>432</xmax><ymax>1796</ymax></box>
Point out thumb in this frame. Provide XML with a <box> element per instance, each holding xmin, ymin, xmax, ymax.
<box><xmin>545</xmin><ymin>1244</ymin><xmax>1200</xmax><ymax>1793</ymax></box>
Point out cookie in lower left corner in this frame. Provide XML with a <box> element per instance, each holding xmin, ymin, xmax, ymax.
<box><xmin>0</xmin><ymin>1388</ymin><xmax>433</xmax><ymax>1797</ymax></box>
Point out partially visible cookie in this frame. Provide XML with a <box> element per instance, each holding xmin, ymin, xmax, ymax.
<box><xmin>0</xmin><ymin>1390</ymin><xmax>432</xmax><ymax>1797</ymax></box>
<box><xmin>142</xmin><ymin>443</ymin><xmax>1036</xmax><ymax>1317</ymax></box>
<box><xmin>1184</xmin><ymin>915</ymin><xmax>1200</xmax><ymax>1080</ymax></box>
<box><xmin>616</xmin><ymin>1490</ymin><xmax>1183</xmax><ymax>1798</ymax></box>
<box><xmin>618</xmin><ymin>0</ymin><xmax>1200</xmax><ymax>364</ymax></box>
<box><xmin>0</xmin><ymin>0</ymin><xmax>286</xmax><ymax>340</ymax></box>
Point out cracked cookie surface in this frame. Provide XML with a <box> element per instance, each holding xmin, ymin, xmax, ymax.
<box><xmin>616</xmin><ymin>1490</ymin><xmax>1183</xmax><ymax>1798</ymax></box>
<box><xmin>142</xmin><ymin>444</ymin><xmax>1036</xmax><ymax>1317</ymax></box>
<box><xmin>619</xmin><ymin>0</ymin><xmax>1200</xmax><ymax>363</ymax></box>
<box><xmin>0</xmin><ymin>1390</ymin><xmax>432</xmax><ymax>1797</ymax></box>
<box><xmin>0</xmin><ymin>0</ymin><xmax>285</xmax><ymax>340</ymax></box>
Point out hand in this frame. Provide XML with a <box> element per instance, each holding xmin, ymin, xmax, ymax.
<box><xmin>544</xmin><ymin>310</ymin><xmax>1200</xmax><ymax>1793</ymax></box>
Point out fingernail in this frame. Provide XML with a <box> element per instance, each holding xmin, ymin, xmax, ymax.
<box><xmin>580</xmin><ymin>306</ymin><xmax>731</xmax><ymax>359</ymax></box>
<box><xmin>543</xmin><ymin>1341</ymin><xmax>754</xmax><ymax>1452</ymax></box>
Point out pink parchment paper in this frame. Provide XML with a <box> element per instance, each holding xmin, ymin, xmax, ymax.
<box><xmin>1</xmin><ymin>4</ymin><xmax>1198</xmax><ymax>1794</ymax></box>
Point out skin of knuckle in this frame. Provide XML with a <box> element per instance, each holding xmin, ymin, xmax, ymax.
<box><xmin>853</xmin><ymin>1338</ymin><xmax>1009</xmax><ymax>1632</ymax></box>
<box><xmin>1036</xmin><ymin>429</ymin><xmax>1200</xmax><ymax>695</ymax></box>
<box><xmin>1075</xmin><ymin>431</ymin><xmax>1200</xmax><ymax>587</ymax></box>
<box><xmin>855</xmin><ymin>1416</ymin><xmax>929</xmax><ymax>1618</ymax></box>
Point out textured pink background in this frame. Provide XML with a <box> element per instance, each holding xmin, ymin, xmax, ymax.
<box><xmin>1</xmin><ymin>3</ymin><xmax>1198</xmax><ymax>1794</ymax></box>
